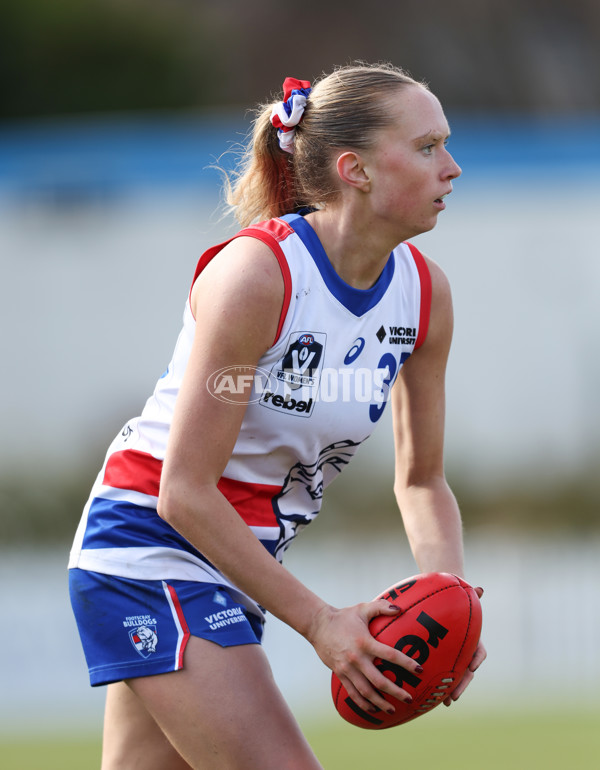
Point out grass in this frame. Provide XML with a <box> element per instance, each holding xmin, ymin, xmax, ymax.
<box><xmin>2</xmin><ymin>707</ymin><xmax>598</xmax><ymax>769</ymax></box>
<box><xmin>304</xmin><ymin>706</ymin><xmax>600</xmax><ymax>769</ymax></box>
<box><xmin>0</xmin><ymin>736</ymin><xmax>102</xmax><ymax>770</ymax></box>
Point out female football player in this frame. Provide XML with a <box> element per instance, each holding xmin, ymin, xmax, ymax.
<box><xmin>69</xmin><ymin>62</ymin><xmax>486</xmax><ymax>769</ymax></box>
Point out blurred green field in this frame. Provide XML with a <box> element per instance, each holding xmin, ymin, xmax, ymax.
<box><xmin>2</xmin><ymin>707</ymin><xmax>598</xmax><ymax>769</ymax></box>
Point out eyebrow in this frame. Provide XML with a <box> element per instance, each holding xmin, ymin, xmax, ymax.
<box><xmin>413</xmin><ymin>129</ymin><xmax>451</xmax><ymax>145</ymax></box>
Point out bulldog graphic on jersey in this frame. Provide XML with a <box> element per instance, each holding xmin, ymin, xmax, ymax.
<box><xmin>272</xmin><ymin>438</ymin><xmax>361</xmax><ymax>558</ymax></box>
<box><xmin>260</xmin><ymin>331</ymin><xmax>326</xmax><ymax>417</ymax></box>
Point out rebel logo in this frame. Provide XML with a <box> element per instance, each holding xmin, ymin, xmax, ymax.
<box><xmin>261</xmin><ymin>391</ymin><xmax>313</xmax><ymax>413</ymax></box>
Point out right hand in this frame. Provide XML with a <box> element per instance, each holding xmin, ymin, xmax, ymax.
<box><xmin>305</xmin><ymin>599</ymin><xmax>424</xmax><ymax>715</ymax></box>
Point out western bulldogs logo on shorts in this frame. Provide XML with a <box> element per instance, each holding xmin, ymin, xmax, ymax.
<box><xmin>123</xmin><ymin>614</ymin><xmax>159</xmax><ymax>658</ymax></box>
<box><xmin>129</xmin><ymin>625</ymin><xmax>158</xmax><ymax>658</ymax></box>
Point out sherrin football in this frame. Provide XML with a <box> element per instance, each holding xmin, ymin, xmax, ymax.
<box><xmin>331</xmin><ymin>572</ymin><xmax>482</xmax><ymax>729</ymax></box>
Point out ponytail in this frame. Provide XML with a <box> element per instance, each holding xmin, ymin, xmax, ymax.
<box><xmin>225</xmin><ymin>62</ymin><xmax>425</xmax><ymax>228</ymax></box>
<box><xmin>225</xmin><ymin>104</ymin><xmax>300</xmax><ymax>228</ymax></box>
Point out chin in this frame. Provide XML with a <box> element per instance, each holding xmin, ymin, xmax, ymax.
<box><xmin>405</xmin><ymin>220</ymin><xmax>437</xmax><ymax>241</ymax></box>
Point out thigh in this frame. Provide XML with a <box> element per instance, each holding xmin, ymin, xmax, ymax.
<box><xmin>102</xmin><ymin>681</ymin><xmax>192</xmax><ymax>770</ymax></box>
<box><xmin>128</xmin><ymin>635</ymin><xmax>323</xmax><ymax>770</ymax></box>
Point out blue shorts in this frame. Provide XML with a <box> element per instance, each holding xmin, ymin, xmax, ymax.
<box><xmin>69</xmin><ymin>569</ymin><xmax>265</xmax><ymax>686</ymax></box>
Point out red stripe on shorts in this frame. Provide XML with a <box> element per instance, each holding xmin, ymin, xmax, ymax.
<box><xmin>163</xmin><ymin>582</ymin><xmax>191</xmax><ymax>670</ymax></box>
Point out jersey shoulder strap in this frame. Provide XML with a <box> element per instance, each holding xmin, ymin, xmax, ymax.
<box><xmin>189</xmin><ymin>218</ymin><xmax>294</xmax><ymax>344</ymax></box>
<box><xmin>405</xmin><ymin>242</ymin><xmax>432</xmax><ymax>350</ymax></box>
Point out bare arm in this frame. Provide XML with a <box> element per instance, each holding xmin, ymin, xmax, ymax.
<box><xmin>158</xmin><ymin>236</ymin><xmax>322</xmax><ymax>634</ymax></box>
<box><xmin>157</xmin><ymin>236</ymin><xmax>423</xmax><ymax>715</ymax></box>
<box><xmin>391</xmin><ymin>256</ymin><xmax>464</xmax><ymax>575</ymax></box>
<box><xmin>391</xmin><ymin>255</ymin><xmax>486</xmax><ymax>702</ymax></box>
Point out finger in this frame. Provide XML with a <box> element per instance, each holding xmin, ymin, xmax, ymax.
<box><xmin>337</xmin><ymin>647</ymin><xmax>415</xmax><ymax>715</ymax></box>
<box><xmin>363</xmin><ymin>599</ymin><xmax>403</xmax><ymax>620</ymax></box>
<box><xmin>360</xmin><ymin>601</ymin><xmax>425</xmax><ymax>682</ymax></box>
<box><xmin>366</xmin><ymin>664</ymin><xmax>415</xmax><ymax>710</ymax></box>
<box><xmin>443</xmin><ymin>640</ymin><xmax>486</xmax><ymax>706</ymax></box>
<box><xmin>371</xmin><ymin>636</ymin><xmax>425</xmax><ymax>679</ymax></box>
<box><xmin>469</xmin><ymin>642</ymin><xmax>487</xmax><ymax>672</ymax></box>
<box><xmin>446</xmin><ymin>669</ymin><xmax>474</xmax><ymax>704</ymax></box>
<box><xmin>339</xmin><ymin>671</ymin><xmax>397</xmax><ymax>716</ymax></box>
<box><xmin>474</xmin><ymin>586</ymin><xmax>484</xmax><ymax>599</ymax></box>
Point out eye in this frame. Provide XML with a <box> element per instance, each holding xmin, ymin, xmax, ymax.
<box><xmin>421</xmin><ymin>137</ymin><xmax>450</xmax><ymax>156</ymax></box>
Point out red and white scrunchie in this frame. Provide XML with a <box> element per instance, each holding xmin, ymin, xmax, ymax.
<box><xmin>270</xmin><ymin>77</ymin><xmax>312</xmax><ymax>154</ymax></box>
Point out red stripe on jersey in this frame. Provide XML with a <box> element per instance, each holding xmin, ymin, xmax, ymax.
<box><xmin>103</xmin><ymin>449</ymin><xmax>162</xmax><ymax>497</ymax></box>
<box><xmin>407</xmin><ymin>243</ymin><xmax>432</xmax><ymax>350</ymax></box>
<box><xmin>217</xmin><ymin>475</ymin><xmax>281</xmax><ymax>527</ymax></box>
<box><xmin>251</xmin><ymin>217</ymin><xmax>295</xmax><ymax>243</ymax></box>
<box><xmin>240</xmin><ymin>220</ymin><xmax>293</xmax><ymax>344</ymax></box>
<box><xmin>189</xmin><ymin>219</ymin><xmax>293</xmax><ymax>345</ymax></box>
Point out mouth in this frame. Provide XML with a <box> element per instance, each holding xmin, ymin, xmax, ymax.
<box><xmin>433</xmin><ymin>191</ymin><xmax>452</xmax><ymax>209</ymax></box>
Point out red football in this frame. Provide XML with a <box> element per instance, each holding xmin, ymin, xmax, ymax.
<box><xmin>331</xmin><ymin>572</ymin><xmax>482</xmax><ymax>729</ymax></box>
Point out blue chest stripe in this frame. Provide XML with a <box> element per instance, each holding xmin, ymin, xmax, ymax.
<box><xmin>281</xmin><ymin>214</ymin><xmax>396</xmax><ymax>317</ymax></box>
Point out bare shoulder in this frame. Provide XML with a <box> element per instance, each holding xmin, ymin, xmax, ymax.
<box><xmin>191</xmin><ymin>235</ymin><xmax>285</xmax><ymax>309</ymax></box>
<box><xmin>422</xmin><ymin>253</ymin><xmax>454</xmax><ymax>351</ymax></box>
<box><xmin>423</xmin><ymin>254</ymin><xmax>452</xmax><ymax>312</ymax></box>
<box><xmin>190</xmin><ymin>235</ymin><xmax>286</xmax><ymax>351</ymax></box>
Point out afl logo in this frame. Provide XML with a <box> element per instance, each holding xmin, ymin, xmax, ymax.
<box><xmin>207</xmin><ymin>365</ymin><xmax>278</xmax><ymax>404</ymax></box>
<box><xmin>344</xmin><ymin>337</ymin><xmax>365</xmax><ymax>365</ymax></box>
<box><xmin>298</xmin><ymin>333</ymin><xmax>314</xmax><ymax>346</ymax></box>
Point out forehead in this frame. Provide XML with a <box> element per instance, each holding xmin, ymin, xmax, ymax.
<box><xmin>384</xmin><ymin>86</ymin><xmax>450</xmax><ymax>140</ymax></box>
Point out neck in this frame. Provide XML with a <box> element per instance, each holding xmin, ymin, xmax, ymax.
<box><xmin>305</xmin><ymin>207</ymin><xmax>402</xmax><ymax>290</ymax></box>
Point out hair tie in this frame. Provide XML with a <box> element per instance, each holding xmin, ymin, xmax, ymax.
<box><xmin>270</xmin><ymin>77</ymin><xmax>312</xmax><ymax>154</ymax></box>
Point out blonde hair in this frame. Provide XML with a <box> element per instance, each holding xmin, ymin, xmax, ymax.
<box><xmin>225</xmin><ymin>62</ymin><xmax>426</xmax><ymax>228</ymax></box>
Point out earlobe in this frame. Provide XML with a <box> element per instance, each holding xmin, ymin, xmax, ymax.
<box><xmin>336</xmin><ymin>152</ymin><xmax>371</xmax><ymax>192</ymax></box>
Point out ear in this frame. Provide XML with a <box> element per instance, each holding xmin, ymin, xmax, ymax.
<box><xmin>336</xmin><ymin>151</ymin><xmax>371</xmax><ymax>192</ymax></box>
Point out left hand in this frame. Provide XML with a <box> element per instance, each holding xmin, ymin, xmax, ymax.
<box><xmin>444</xmin><ymin>586</ymin><xmax>487</xmax><ymax>706</ymax></box>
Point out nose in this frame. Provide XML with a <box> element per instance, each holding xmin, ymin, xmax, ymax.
<box><xmin>445</xmin><ymin>149</ymin><xmax>462</xmax><ymax>180</ymax></box>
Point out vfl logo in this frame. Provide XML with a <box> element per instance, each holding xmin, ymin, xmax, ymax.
<box><xmin>129</xmin><ymin>625</ymin><xmax>158</xmax><ymax>658</ymax></box>
<box><xmin>279</xmin><ymin>333</ymin><xmax>323</xmax><ymax>389</ymax></box>
<box><xmin>261</xmin><ymin>331</ymin><xmax>326</xmax><ymax>417</ymax></box>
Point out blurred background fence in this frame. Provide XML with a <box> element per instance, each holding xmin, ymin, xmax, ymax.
<box><xmin>1</xmin><ymin>0</ymin><xmax>599</xmax><ymax>736</ymax></box>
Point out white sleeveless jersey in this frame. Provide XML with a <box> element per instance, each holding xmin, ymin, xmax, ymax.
<box><xmin>69</xmin><ymin>213</ymin><xmax>431</xmax><ymax>617</ymax></box>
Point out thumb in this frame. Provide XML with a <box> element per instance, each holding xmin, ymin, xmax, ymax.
<box><xmin>367</xmin><ymin>598</ymin><xmax>403</xmax><ymax>619</ymax></box>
